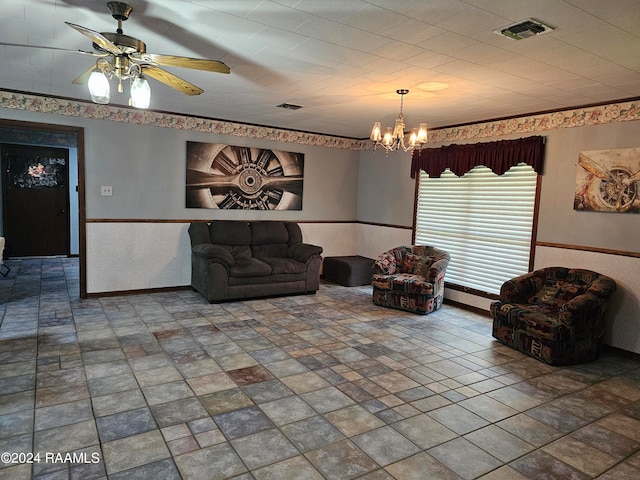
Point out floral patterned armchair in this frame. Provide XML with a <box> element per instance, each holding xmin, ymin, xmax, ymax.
<box><xmin>491</xmin><ymin>267</ymin><xmax>617</xmax><ymax>365</ymax></box>
<box><xmin>372</xmin><ymin>245</ymin><xmax>450</xmax><ymax>314</ymax></box>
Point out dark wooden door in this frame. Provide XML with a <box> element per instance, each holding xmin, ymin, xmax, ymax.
<box><xmin>1</xmin><ymin>144</ymin><xmax>69</xmax><ymax>257</ymax></box>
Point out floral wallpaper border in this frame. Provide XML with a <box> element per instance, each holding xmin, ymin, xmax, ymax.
<box><xmin>427</xmin><ymin>100</ymin><xmax>640</xmax><ymax>145</ymax></box>
<box><xmin>1</xmin><ymin>90</ymin><xmax>639</xmax><ymax>150</ymax></box>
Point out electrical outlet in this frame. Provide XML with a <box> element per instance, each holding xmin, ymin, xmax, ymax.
<box><xmin>101</xmin><ymin>185</ymin><xmax>113</xmax><ymax>196</ymax></box>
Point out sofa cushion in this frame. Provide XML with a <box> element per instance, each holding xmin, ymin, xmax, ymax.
<box><xmin>192</xmin><ymin>244</ymin><xmax>234</xmax><ymax>266</ymax></box>
<box><xmin>284</xmin><ymin>222</ymin><xmax>303</xmax><ymax>245</ymax></box>
<box><xmin>258</xmin><ymin>257</ymin><xmax>306</xmax><ymax>275</ymax></box>
<box><xmin>224</xmin><ymin>245</ymin><xmax>252</xmax><ymax>260</ymax></box>
<box><xmin>250</xmin><ymin>221</ymin><xmax>290</xmax><ymax>258</ymax></box>
<box><xmin>250</xmin><ymin>221</ymin><xmax>289</xmax><ymax>245</ymax></box>
<box><xmin>210</xmin><ymin>221</ymin><xmax>251</xmax><ymax>246</ymax></box>
<box><xmin>188</xmin><ymin>223</ymin><xmax>212</xmax><ymax>246</ymax></box>
<box><xmin>229</xmin><ymin>258</ymin><xmax>272</xmax><ymax>278</ymax></box>
<box><xmin>252</xmin><ymin>243</ymin><xmax>288</xmax><ymax>258</ymax></box>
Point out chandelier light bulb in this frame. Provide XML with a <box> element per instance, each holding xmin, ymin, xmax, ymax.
<box><xmin>417</xmin><ymin>123</ymin><xmax>428</xmax><ymax>143</ymax></box>
<box><xmin>383</xmin><ymin>127</ymin><xmax>393</xmax><ymax>146</ymax></box>
<box><xmin>370</xmin><ymin>122</ymin><xmax>382</xmax><ymax>142</ymax></box>
<box><xmin>87</xmin><ymin>70</ymin><xmax>110</xmax><ymax>104</ymax></box>
<box><xmin>409</xmin><ymin>128</ymin><xmax>419</xmax><ymax>147</ymax></box>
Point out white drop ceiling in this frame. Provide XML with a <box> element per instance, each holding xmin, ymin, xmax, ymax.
<box><xmin>1</xmin><ymin>0</ymin><xmax>639</xmax><ymax>139</ymax></box>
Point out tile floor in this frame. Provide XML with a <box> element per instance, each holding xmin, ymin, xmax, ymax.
<box><xmin>0</xmin><ymin>257</ymin><xmax>639</xmax><ymax>479</ymax></box>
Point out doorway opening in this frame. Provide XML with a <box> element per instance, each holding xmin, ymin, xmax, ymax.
<box><xmin>0</xmin><ymin>119</ymin><xmax>86</xmax><ymax>297</ymax></box>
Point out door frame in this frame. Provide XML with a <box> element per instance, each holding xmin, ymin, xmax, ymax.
<box><xmin>0</xmin><ymin>119</ymin><xmax>86</xmax><ymax>298</ymax></box>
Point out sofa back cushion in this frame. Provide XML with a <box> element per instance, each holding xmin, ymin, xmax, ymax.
<box><xmin>251</xmin><ymin>221</ymin><xmax>289</xmax><ymax>258</ymax></box>
<box><xmin>188</xmin><ymin>223</ymin><xmax>211</xmax><ymax>247</ymax></box>
<box><xmin>208</xmin><ymin>221</ymin><xmax>252</xmax><ymax>259</ymax></box>
<box><xmin>284</xmin><ymin>222</ymin><xmax>303</xmax><ymax>245</ymax></box>
<box><xmin>209</xmin><ymin>221</ymin><xmax>251</xmax><ymax>246</ymax></box>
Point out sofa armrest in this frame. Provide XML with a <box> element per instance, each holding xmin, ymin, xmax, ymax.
<box><xmin>288</xmin><ymin>243</ymin><xmax>323</xmax><ymax>263</ymax></box>
<box><xmin>192</xmin><ymin>244</ymin><xmax>234</xmax><ymax>268</ymax></box>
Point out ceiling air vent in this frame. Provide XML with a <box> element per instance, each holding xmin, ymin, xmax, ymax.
<box><xmin>276</xmin><ymin>103</ymin><xmax>303</xmax><ymax>110</ymax></box>
<box><xmin>494</xmin><ymin>18</ymin><xmax>554</xmax><ymax>40</ymax></box>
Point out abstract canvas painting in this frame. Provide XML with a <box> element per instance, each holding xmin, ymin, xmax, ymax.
<box><xmin>574</xmin><ymin>147</ymin><xmax>640</xmax><ymax>213</ymax></box>
<box><xmin>186</xmin><ymin>142</ymin><xmax>304</xmax><ymax>210</ymax></box>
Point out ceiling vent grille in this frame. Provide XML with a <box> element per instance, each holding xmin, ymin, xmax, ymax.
<box><xmin>494</xmin><ymin>18</ymin><xmax>554</xmax><ymax>40</ymax></box>
<box><xmin>276</xmin><ymin>103</ymin><xmax>303</xmax><ymax>110</ymax></box>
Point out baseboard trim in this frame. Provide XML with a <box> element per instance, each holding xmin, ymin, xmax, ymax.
<box><xmin>86</xmin><ymin>285</ymin><xmax>192</xmax><ymax>298</ymax></box>
<box><xmin>443</xmin><ymin>298</ymin><xmax>491</xmax><ymax>317</ymax></box>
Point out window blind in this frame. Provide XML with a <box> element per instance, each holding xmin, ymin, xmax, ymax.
<box><xmin>415</xmin><ymin>164</ymin><xmax>538</xmax><ymax>295</ymax></box>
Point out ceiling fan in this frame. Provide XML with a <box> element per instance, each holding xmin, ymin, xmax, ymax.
<box><xmin>1</xmin><ymin>1</ymin><xmax>230</xmax><ymax>107</ymax></box>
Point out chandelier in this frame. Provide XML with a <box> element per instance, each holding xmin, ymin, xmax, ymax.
<box><xmin>370</xmin><ymin>89</ymin><xmax>428</xmax><ymax>154</ymax></box>
<box><xmin>87</xmin><ymin>57</ymin><xmax>151</xmax><ymax>108</ymax></box>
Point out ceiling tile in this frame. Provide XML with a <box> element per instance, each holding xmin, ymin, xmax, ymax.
<box><xmin>2</xmin><ymin>0</ymin><xmax>639</xmax><ymax>138</ymax></box>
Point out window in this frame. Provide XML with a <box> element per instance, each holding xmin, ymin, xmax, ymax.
<box><xmin>414</xmin><ymin>163</ymin><xmax>539</xmax><ymax>295</ymax></box>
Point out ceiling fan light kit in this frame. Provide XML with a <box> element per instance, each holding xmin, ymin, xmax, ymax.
<box><xmin>1</xmin><ymin>1</ymin><xmax>230</xmax><ymax>108</ymax></box>
<box><xmin>371</xmin><ymin>89</ymin><xmax>428</xmax><ymax>155</ymax></box>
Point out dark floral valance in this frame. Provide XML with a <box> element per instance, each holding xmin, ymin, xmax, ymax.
<box><xmin>410</xmin><ymin>135</ymin><xmax>545</xmax><ymax>178</ymax></box>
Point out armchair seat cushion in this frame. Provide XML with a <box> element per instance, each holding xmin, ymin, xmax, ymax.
<box><xmin>492</xmin><ymin>303</ymin><xmax>566</xmax><ymax>342</ymax></box>
<box><xmin>372</xmin><ymin>273</ymin><xmax>435</xmax><ymax>295</ymax></box>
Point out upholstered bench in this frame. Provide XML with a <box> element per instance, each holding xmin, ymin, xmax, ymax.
<box><xmin>323</xmin><ymin>256</ymin><xmax>375</xmax><ymax>286</ymax></box>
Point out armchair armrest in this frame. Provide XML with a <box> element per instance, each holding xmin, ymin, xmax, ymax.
<box><xmin>288</xmin><ymin>243</ymin><xmax>323</xmax><ymax>263</ymax></box>
<box><xmin>559</xmin><ymin>292</ymin><xmax>607</xmax><ymax>318</ymax></box>
<box><xmin>192</xmin><ymin>244</ymin><xmax>234</xmax><ymax>268</ymax></box>
<box><xmin>426</xmin><ymin>258</ymin><xmax>448</xmax><ymax>282</ymax></box>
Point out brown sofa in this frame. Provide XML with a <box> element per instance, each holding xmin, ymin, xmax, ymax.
<box><xmin>188</xmin><ymin>220</ymin><xmax>323</xmax><ymax>303</ymax></box>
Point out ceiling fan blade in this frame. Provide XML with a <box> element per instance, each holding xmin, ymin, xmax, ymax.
<box><xmin>65</xmin><ymin>22</ymin><xmax>123</xmax><ymax>55</ymax></box>
<box><xmin>133</xmin><ymin>53</ymin><xmax>230</xmax><ymax>74</ymax></box>
<box><xmin>72</xmin><ymin>66</ymin><xmax>97</xmax><ymax>85</ymax></box>
<box><xmin>142</xmin><ymin>66</ymin><xmax>204</xmax><ymax>96</ymax></box>
<box><xmin>0</xmin><ymin>41</ymin><xmax>107</xmax><ymax>57</ymax></box>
